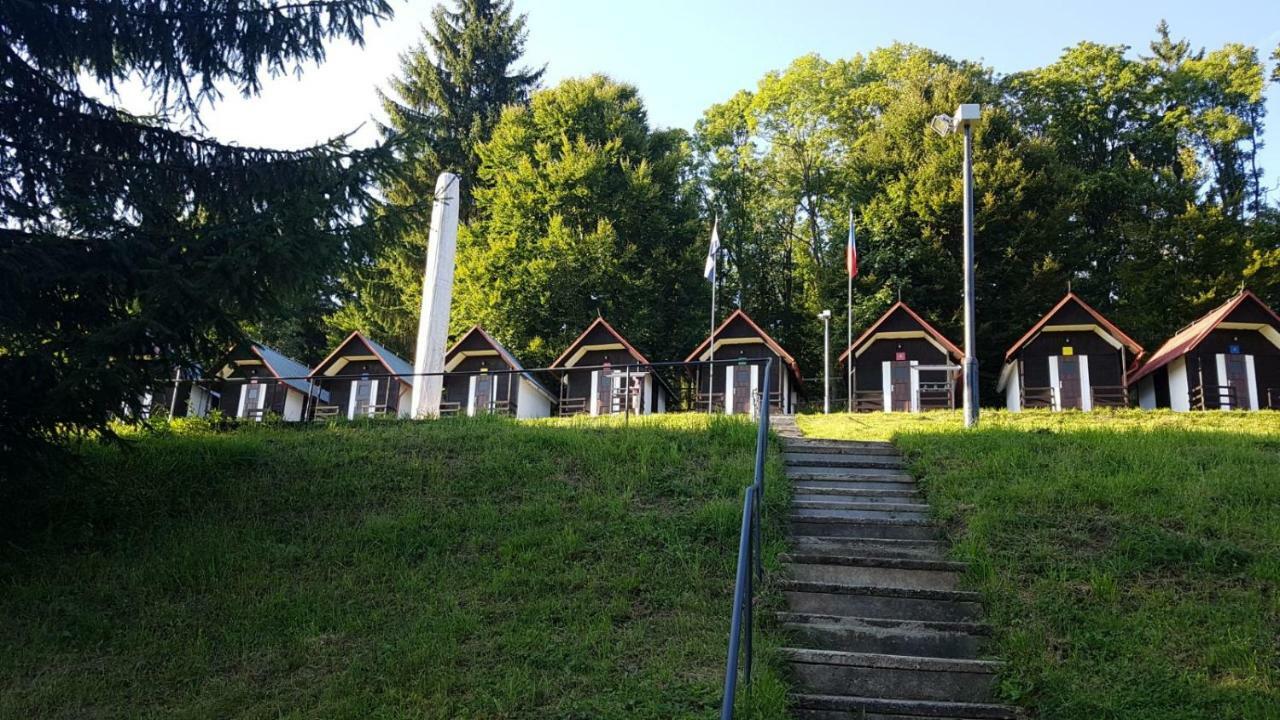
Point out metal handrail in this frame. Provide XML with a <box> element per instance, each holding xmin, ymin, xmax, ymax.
<box><xmin>719</xmin><ymin>358</ymin><xmax>772</xmax><ymax>720</ymax></box>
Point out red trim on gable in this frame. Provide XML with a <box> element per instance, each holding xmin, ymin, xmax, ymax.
<box><xmin>1130</xmin><ymin>289</ymin><xmax>1280</xmax><ymax>384</ymax></box>
<box><xmin>446</xmin><ymin>325</ymin><xmax>524</xmax><ymax>371</ymax></box>
<box><xmin>838</xmin><ymin>302</ymin><xmax>962</xmax><ymax>364</ymax></box>
<box><xmin>1004</xmin><ymin>292</ymin><xmax>1144</xmax><ymax>362</ymax></box>
<box><xmin>549</xmin><ymin>316</ymin><xmax>652</xmax><ymax>368</ymax></box>
<box><xmin>684</xmin><ymin>309</ymin><xmax>803</xmax><ymax>381</ymax></box>
<box><xmin>308</xmin><ymin>330</ymin><xmax>409</xmax><ymax>385</ymax></box>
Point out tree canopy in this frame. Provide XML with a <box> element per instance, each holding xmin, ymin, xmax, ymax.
<box><xmin>451</xmin><ymin>75</ymin><xmax>705</xmax><ymax>365</ymax></box>
<box><xmin>329</xmin><ymin>0</ymin><xmax>542</xmax><ymax>355</ymax></box>
<box><xmin>1</xmin><ymin>0</ymin><xmax>393</xmax><ymax>472</ymax></box>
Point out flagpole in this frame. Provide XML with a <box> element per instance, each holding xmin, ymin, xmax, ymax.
<box><xmin>847</xmin><ymin>208</ymin><xmax>854</xmax><ymax>413</ymax></box>
<box><xmin>708</xmin><ymin>217</ymin><xmax>717</xmax><ymax>415</ymax></box>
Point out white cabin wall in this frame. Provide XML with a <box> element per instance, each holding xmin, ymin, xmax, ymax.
<box><xmin>516</xmin><ymin>380</ymin><xmax>552</xmax><ymax>419</ymax></box>
<box><xmin>1169</xmin><ymin>357</ymin><xmax>1191</xmax><ymax>412</ymax></box>
<box><xmin>1005</xmin><ymin>363</ymin><xmax>1021</xmax><ymax>412</ymax></box>
<box><xmin>283</xmin><ymin>389</ymin><xmax>304</xmax><ymax>421</ymax></box>
<box><xmin>1138</xmin><ymin>377</ymin><xmax>1156</xmax><ymax>410</ymax></box>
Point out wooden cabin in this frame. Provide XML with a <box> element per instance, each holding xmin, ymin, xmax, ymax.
<box><xmin>1130</xmin><ymin>289</ymin><xmax>1280</xmax><ymax>411</ymax></box>
<box><xmin>996</xmin><ymin>292</ymin><xmax>1144</xmax><ymax>411</ymax></box>
<box><xmin>442</xmin><ymin>326</ymin><xmax>557</xmax><ymax>419</ymax></box>
<box><xmin>684</xmin><ymin>309</ymin><xmax>802</xmax><ymax>415</ymax></box>
<box><xmin>549</xmin><ymin>317</ymin><xmax>674</xmax><ymax>416</ymax></box>
<box><xmin>211</xmin><ymin>342</ymin><xmax>325</xmax><ymax>421</ymax></box>
<box><xmin>146</xmin><ymin>366</ymin><xmax>217</xmax><ymax>418</ymax></box>
<box><xmin>308</xmin><ymin>331</ymin><xmax>414</xmax><ymax>419</ymax></box>
<box><xmin>840</xmin><ymin>302</ymin><xmax>963</xmax><ymax>413</ymax></box>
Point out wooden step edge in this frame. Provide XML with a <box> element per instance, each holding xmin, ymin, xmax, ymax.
<box><xmin>789</xmin><ymin>514</ymin><xmax>935</xmax><ymax>527</ymax></box>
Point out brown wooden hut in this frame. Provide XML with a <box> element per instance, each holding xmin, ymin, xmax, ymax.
<box><xmin>210</xmin><ymin>341</ymin><xmax>325</xmax><ymax>421</ymax></box>
<box><xmin>839</xmin><ymin>302</ymin><xmax>963</xmax><ymax>413</ymax></box>
<box><xmin>996</xmin><ymin>292</ymin><xmax>1144</xmax><ymax>411</ymax></box>
<box><xmin>684</xmin><ymin>309</ymin><xmax>802</xmax><ymax>414</ymax></box>
<box><xmin>441</xmin><ymin>326</ymin><xmax>557</xmax><ymax>418</ymax></box>
<box><xmin>308</xmin><ymin>331</ymin><xmax>414</xmax><ymax>419</ymax></box>
<box><xmin>1130</xmin><ymin>289</ymin><xmax>1280</xmax><ymax>411</ymax></box>
<box><xmin>549</xmin><ymin>317</ymin><xmax>674</xmax><ymax>416</ymax></box>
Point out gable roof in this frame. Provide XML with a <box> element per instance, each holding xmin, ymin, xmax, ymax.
<box><xmin>1130</xmin><ymin>289</ymin><xmax>1280</xmax><ymax>384</ymax></box>
<box><xmin>838</xmin><ymin>302</ymin><xmax>963</xmax><ymax>364</ymax></box>
<box><xmin>684</xmin><ymin>309</ymin><xmax>803</xmax><ymax>381</ymax></box>
<box><xmin>445</xmin><ymin>325</ymin><xmax>557</xmax><ymax>403</ymax></box>
<box><xmin>221</xmin><ymin>341</ymin><xmax>328</xmax><ymax>401</ymax></box>
<box><xmin>1004</xmin><ymin>292</ymin><xmax>1144</xmax><ymax>362</ymax></box>
<box><xmin>549</xmin><ymin>316</ymin><xmax>652</xmax><ymax>368</ymax></box>
<box><xmin>310</xmin><ymin>330</ymin><xmax>413</xmax><ymax>384</ymax></box>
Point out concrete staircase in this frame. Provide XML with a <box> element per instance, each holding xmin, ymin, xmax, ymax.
<box><xmin>771</xmin><ymin>416</ymin><xmax>1018</xmax><ymax>720</ymax></box>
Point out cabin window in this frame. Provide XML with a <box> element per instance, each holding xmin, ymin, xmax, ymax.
<box><xmin>349</xmin><ymin>376</ymin><xmax>378</xmax><ymax>418</ymax></box>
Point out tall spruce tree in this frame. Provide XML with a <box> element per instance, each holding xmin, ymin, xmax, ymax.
<box><xmin>329</xmin><ymin>0</ymin><xmax>542</xmax><ymax>354</ymax></box>
<box><xmin>0</xmin><ymin>1</ymin><xmax>393</xmax><ymax>476</ymax></box>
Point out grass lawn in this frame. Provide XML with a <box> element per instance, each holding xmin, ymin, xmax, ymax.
<box><xmin>799</xmin><ymin>409</ymin><xmax>1280</xmax><ymax>719</ymax></box>
<box><xmin>0</xmin><ymin>414</ymin><xmax>788</xmax><ymax>720</ymax></box>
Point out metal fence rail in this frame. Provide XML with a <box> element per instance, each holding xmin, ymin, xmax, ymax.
<box><xmin>719</xmin><ymin>358</ymin><xmax>772</xmax><ymax>720</ymax></box>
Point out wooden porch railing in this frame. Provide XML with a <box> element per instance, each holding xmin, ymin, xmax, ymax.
<box><xmin>917</xmin><ymin>382</ymin><xmax>955</xmax><ymax>411</ymax></box>
<box><xmin>850</xmin><ymin>390</ymin><xmax>884</xmax><ymax>413</ymax></box>
<box><xmin>1090</xmin><ymin>385</ymin><xmax>1128</xmax><ymax>408</ymax></box>
<box><xmin>1191</xmin><ymin>384</ymin><xmax>1238</xmax><ymax>410</ymax></box>
<box><xmin>1022</xmin><ymin>386</ymin><xmax>1055</xmax><ymax>409</ymax></box>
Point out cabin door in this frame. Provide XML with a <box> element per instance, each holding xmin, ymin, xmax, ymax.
<box><xmin>471</xmin><ymin>374</ymin><xmax>492</xmax><ymax>415</ymax></box>
<box><xmin>732</xmin><ymin>365</ymin><xmax>752</xmax><ymax>414</ymax></box>
<box><xmin>596</xmin><ymin>364</ymin><xmax>613</xmax><ymax>415</ymax></box>
<box><xmin>1058</xmin><ymin>357</ymin><xmax>1082</xmax><ymax>410</ymax></box>
<box><xmin>1222</xmin><ymin>354</ymin><xmax>1250</xmax><ymax>410</ymax></box>
<box><xmin>890</xmin><ymin>362</ymin><xmax>912</xmax><ymax>412</ymax></box>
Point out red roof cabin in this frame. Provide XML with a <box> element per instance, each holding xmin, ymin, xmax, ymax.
<box><xmin>684</xmin><ymin>309</ymin><xmax>802</xmax><ymax>415</ymax></box>
<box><xmin>441</xmin><ymin>326</ymin><xmax>557</xmax><ymax>418</ymax></box>
<box><xmin>549</xmin><ymin>317</ymin><xmax>674</xmax><ymax>416</ymax></box>
<box><xmin>996</xmin><ymin>292</ymin><xmax>1144</xmax><ymax>411</ymax></box>
<box><xmin>307</xmin><ymin>331</ymin><xmax>414</xmax><ymax>419</ymax></box>
<box><xmin>1129</xmin><ymin>289</ymin><xmax>1280</xmax><ymax>411</ymax></box>
<box><xmin>840</xmin><ymin>302</ymin><xmax>963</xmax><ymax>413</ymax></box>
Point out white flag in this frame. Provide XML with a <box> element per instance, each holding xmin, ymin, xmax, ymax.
<box><xmin>704</xmin><ymin>217</ymin><xmax>720</xmax><ymax>282</ymax></box>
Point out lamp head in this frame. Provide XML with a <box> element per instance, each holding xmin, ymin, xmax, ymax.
<box><xmin>930</xmin><ymin>114</ymin><xmax>953</xmax><ymax>137</ymax></box>
<box><xmin>818</xmin><ymin>310</ymin><xmax>832</xmax><ymax>320</ymax></box>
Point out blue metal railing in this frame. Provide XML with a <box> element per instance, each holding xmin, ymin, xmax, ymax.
<box><xmin>719</xmin><ymin>357</ymin><xmax>773</xmax><ymax>719</ymax></box>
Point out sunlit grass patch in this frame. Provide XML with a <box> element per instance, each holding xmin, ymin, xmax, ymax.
<box><xmin>797</xmin><ymin>409</ymin><xmax>1280</xmax><ymax>718</ymax></box>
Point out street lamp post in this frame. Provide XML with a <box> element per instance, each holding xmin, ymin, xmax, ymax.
<box><xmin>818</xmin><ymin>310</ymin><xmax>832</xmax><ymax>414</ymax></box>
<box><xmin>930</xmin><ymin>104</ymin><xmax>982</xmax><ymax>428</ymax></box>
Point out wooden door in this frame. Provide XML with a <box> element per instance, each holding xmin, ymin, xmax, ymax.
<box><xmin>353</xmin><ymin>377</ymin><xmax>373</xmax><ymax>416</ymax></box>
<box><xmin>1223</xmin><ymin>354</ymin><xmax>1250</xmax><ymax>409</ymax></box>
<box><xmin>733</xmin><ymin>365</ymin><xmax>752</xmax><ymax>414</ymax></box>
<box><xmin>1058</xmin><ymin>357</ymin><xmax>1081</xmax><ymax>409</ymax></box>
<box><xmin>597</xmin><ymin>364</ymin><xmax>612</xmax><ymax>414</ymax></box>
<box><xmin>890</xmin><ymin>362</ymin><xmax>911</xmax><ymax>412</ymax></box>
<box><xmin>473</xmin><ymin>374</ymin><xmax>492</xmax><ymax>414</ymax></box>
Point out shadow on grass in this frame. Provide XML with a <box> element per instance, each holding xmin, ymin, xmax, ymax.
<box><xmin>0</xmin><ymin>413</ymin><xmax>792</xmax><ymax>720</ymax></box>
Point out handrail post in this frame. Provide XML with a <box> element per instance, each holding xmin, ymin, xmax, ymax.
<box><xmin>719</xmin><ymin>484</ymin><xmax>756</xmax><ymax>720</ymax></box>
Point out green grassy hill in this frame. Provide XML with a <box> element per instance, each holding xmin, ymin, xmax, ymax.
<box><xmin>0</xmin><ymin>415</ymin><xmax>788</xmax><ymax>720</ymax></box>
<box><xmin>799</xmin><ymin>410</ymin><xmax>1280</xmax><ymax>719</ymax></box>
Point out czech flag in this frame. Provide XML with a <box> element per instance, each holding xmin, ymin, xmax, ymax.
<box><xmin>846</xmin><ymin>210</ymin><xmax>858</xmax><ymax>279</ymax></box>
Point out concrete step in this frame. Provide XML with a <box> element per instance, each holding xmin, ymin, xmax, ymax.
<box><xmin>791</xmin><ymin>479</ymin><xmax>920</xmax><ymax>494</ymax></box>
<box><xmin>779</xmin><ymin>613</ymin><xmax>988</xmax><ymax>659</ymax></box>
<box><xmin>788</xmin><ymin>466</ymin><xmax>917</xmax><ymax>482</ymax></box>
<box><xmin>784</xmin><ymin>560</ymin><xmax>961</xmax><ymax>592</ymax></box>
<box><xmin>784</xmin><ymin>648</ymin><xmax>1000</xmax><ymax>704</ymax></box>
<box><xmin>791</xmin><ymin>693</ymin><xmax>1019</xmax><ymax>720</ymax></box>
<box><xmin>785</xmin><ymin>452</ymin><xmax>905</xmax><ymax>469</ymax></box>
<box><xmin>792</xmin><ymin>506</ymin><xmax>931</xmax><ymax>523</ymax></box>
<box><xmin>781</xmin><ymin>440</ymin><xmax>901</xmax><ymax>456</ymax></box>
<box><xmin>794</xmin><ymin>497</ymin><xmax>932</xmax><ymax>513</ymax></box>
<box><xmin>782</xmin><ymin>581</ymin><xmax>983</xmax><ymax>623</ymax></box>
<box><xmin>793</xmin><ymin>485</ymin><xmax>923</xmax><ymax>500</ymax></box>
<box><xmin>790</xmin><ymin>515</ymin><xmax>939</xmax><ymax>541</ymax></box>
<box><xmin>788</xmin><ymin>536</ymin><xmax>949</xmax><ymax>561</ymax></box>
<box><xmin>782</xmin><ymin>553</ymin><xmax>967</xmax><ymax>573</ymax></box>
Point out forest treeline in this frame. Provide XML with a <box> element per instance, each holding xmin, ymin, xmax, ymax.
<box><xmin>3</xmin><ymin>0</ymin><xmax>1279</xmax><ymax>475</ymax></box>
<box><xmin>329</xmin><ymin>4</ymin><xmax>1280</xmax><ymax>397</ymax></box>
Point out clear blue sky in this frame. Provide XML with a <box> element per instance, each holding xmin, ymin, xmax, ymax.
<box><xmin>192</xmin><ymin>0</ymin><xmax>1280</xmax><ymax>188</ymax></box>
